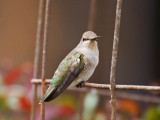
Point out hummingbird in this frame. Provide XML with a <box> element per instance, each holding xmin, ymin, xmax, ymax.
<box><xmin>39</xmin><ymin>31</ymin><xmax>100</xmax><ymax>103</ymax></box>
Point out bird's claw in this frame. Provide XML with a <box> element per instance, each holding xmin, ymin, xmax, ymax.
<box><xmin>76</xmin><ymin>81</ymin><xmax>85</xmax><ymax>88</ymax></box>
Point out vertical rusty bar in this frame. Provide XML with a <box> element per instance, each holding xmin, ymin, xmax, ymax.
<box><xmin>40</xmin><ymin>0</ymin><xmax>51</xmax><ymax>120</ymax></box>
<box><xmin>31</xmin><ymin>85</ymin><xmax>37</xmax><ymax>120</ymax></box>
<box><xmin>31</xmin><ymin>0</ymin><xmax>46</xmax><ymax>120</ymax></box>
<box><xmin>88</xmin><ymin>0</ymin><xmax>97</xmax><ymax>31</ymax></box>
<box><xmin>109</xmin><ymin>0</ymin><xmax>122</xmax><ymax>120</ymax></box>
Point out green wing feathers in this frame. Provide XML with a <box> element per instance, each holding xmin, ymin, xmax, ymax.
<box><xmin>51</xmin><ymin>51</ymin><xmax>84</xmax><ymax>86</ymax></box>
<box><xmin>39</xmin><ymin>51</ymin><xmax>85</xmax><ymax>103</ymax></box>
<box><xmin>39</xmin><ymin>86</ymin><xmax>55</xmax><ymax>103</ymax></box>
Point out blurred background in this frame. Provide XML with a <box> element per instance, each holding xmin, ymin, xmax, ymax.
<box><xmin>0</xmin><ymin>0</ymin><xmax>160</xmax><ymax>120</ymax></box>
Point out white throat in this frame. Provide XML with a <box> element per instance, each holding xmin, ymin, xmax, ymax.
<box><xmin>76</xmin><ymin>40</ymin><xmax>99</xmax><ymax>56</ymax></box>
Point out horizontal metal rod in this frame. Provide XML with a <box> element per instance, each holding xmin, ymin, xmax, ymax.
<box><xmin>67</xmin><ymin>88</ymin><xmax>160</xmax><ymax>104</ymax></box>
<box><xmin>31</xmin><ymin>79</ymin><xmax>160</xmax><ymax>91</ymax></box>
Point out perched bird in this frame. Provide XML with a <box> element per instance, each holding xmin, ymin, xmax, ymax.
<box><xmin>39</xmin><ymin>31</ymin><xmax>100</xmax><ymax>103</ymax></box>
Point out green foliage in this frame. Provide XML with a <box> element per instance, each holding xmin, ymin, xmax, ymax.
<box><xmin>83</xmin><ymin>90</ymin><xmax>99</xmax><ymax>120</ymax></box>
<box><xmin>0</xmin><ymin>97</ymin><xmax>9</xmax><ymax>110</ymax></box>
<box><xmin>142</xmin><ymin>105</ymin><xmax>160</xmax><ymax>120</ymax></box>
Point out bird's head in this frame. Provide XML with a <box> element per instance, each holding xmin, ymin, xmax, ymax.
<box><xmin>78</xmin><ymin>31</ymin><xmax>101</xmax><ymax>50</ymax></box>
<box><xmin>82</xmin><ymin>31</ymin><xmax>101</xmax><ymax>42</ymax></box>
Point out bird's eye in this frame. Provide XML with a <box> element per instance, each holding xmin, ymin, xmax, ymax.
<box><xmin>83</xmin><ymin>38</ymin><xmax>88</xmax><ymax>41</ymax></box>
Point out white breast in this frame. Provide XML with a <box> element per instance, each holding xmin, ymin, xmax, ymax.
<box><xmin>70</xmin><ymin>44</ymin><xmax>99</xmax><ymax>86</ymax></box>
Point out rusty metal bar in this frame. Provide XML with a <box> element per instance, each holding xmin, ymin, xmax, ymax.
<box><xmin>31</xmin><ymin>78</ymin><xmax>160</xmax><ymax>103</ymax></box>
<box><xmin>116</xmin><ymin>91</ymin><xmax>160</xmax><ymax>104</ymax></box>
<box><xmin>84</xmin><ymin>83</ymin><xmax>160</xmax><ymax>91</ymax></box>
<box><xmin>31</xmin><ymin>79</ymin><xmax>160</xmax><ymax>91</ymax></box>
<box><xmin>31</xmin><ymin>0</ymin><xmax>46</xmax><ymax>120</ymax></box>
<box><xmin>110</xmin><ymin>0</ymin><xmax>122</xmax><ymax>119</ymax></box>
<box><xmin>88</xmin><ymin>0</ymin><xmax>97</xmax><ymax>31</ymax></box>
<box><xmin>40</xmin><ymin>0</ymin><xmax>51</xmax><ymax>120</ymax></box>
<box><xmin>31</xmin><ymin>85</ymin><xmax>37</xmax><ymax>120</ymax></box>
<box><xmin>68</xmin><ymin>88</ymin><xmax>160</xmax><ymax>104</ymax></box>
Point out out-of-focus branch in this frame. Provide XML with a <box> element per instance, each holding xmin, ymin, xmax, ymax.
<box><xmin>68</xmin><ymin>87</ymin><xmax>160</xmax><ymax>104</ymax></box>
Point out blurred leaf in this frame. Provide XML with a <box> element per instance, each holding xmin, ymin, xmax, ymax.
<box><xmin>83</xmin><ymin>89</ymin><xmax>99</xmax><ymax>120</ymax></box>
<box><xmin>53</xmin><ymin>95</ymin><xmax>77</xmax><ymax>109</ymax></box>
<box><xmin>94</xmin><ymin>112</ymin><xmax>106</xmax><ymax>120</ymax></box>
<box><xmin>117</xmin><ymin>99</ymin><xmax>140</xmax><ymax>117</ymax></box>
<box><xmin>142</xmin><ymin>105</ymin><xmax>160</xmax><ymax>120</ymax></box>
<box><xmin>0</xmin><ymin>97</ymin><xmax>9</xmax><ymax>110</ymax></box>
<box><xmin>19</xmin><ymin>97</ymin><xmax>31</xmax><ymax>112</ymax></box>
<box><xmin>4</xmin><ymin>67</ymin><xmax>22</xmax><ymax>85</ymax></box>
<box><xmin>0</xmin><ymin>75</ymin><xmax>3</xmax><ymax>87</ymax></box>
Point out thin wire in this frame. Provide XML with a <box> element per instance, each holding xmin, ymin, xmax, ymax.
<box><xmin>31</xmin><ymin>0</ymin><xmax>46</xmax><ymax>120</ymax></box>
<box><xmin>40</xmin><ymin>0</ymin><xmax>51</xmax><ymax>120</ymax></box>
<box><xmin>109</xmin><ymin>0</ymin><xmax>122</xmax><ymax>120</ymax></box>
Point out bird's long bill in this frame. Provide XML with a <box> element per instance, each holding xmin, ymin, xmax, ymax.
<box><xmin>91</xmin><ymin>36</ymin><xmax>101</xmax><ymax>41</ymax></box>
<box><xmin>96</xmin><ymin>36</ymin><xmax>101</xmax><ymax>39</ymax></box>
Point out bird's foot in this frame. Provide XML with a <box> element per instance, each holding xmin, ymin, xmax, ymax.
<box><xmin>76</xmin><ymin>81</ymin><xmax>85</xmax><ymax>88</ymax></box>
